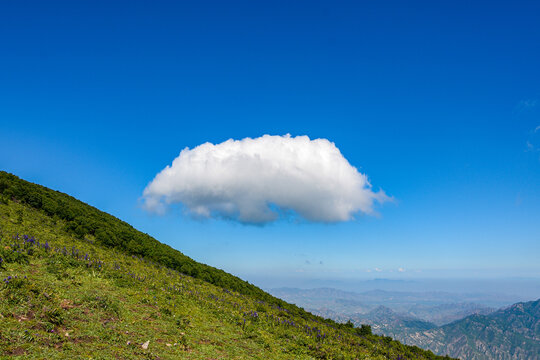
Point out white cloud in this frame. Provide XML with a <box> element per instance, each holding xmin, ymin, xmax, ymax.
<box><xmin>516</xmin><ymin>99</ymin><xmax>538</xmax><ymax>112</ymax></box>
<box><xmin>374</xmin><ymin>267</ymin><xmax>383</xmax><ymax>272</ymax></box>
<box><xmin>398</xmin><ymin>267</ymin><xmax>405</xmax><ymax>273</ymax></box>
<box><xmin>142</xmin><ymin>134</ymin><xmax>389</xmax><ymax>224</ymax></box>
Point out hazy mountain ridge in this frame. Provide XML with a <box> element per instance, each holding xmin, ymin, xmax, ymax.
<box><xmin>406</xmin><ymin>298</ymin><xmax>540</xmax><ymax>360</ymax></box>
<box><xmin>270</xmin><ymin>287</ymin><xmax>498</xmax><ymax>324</ymax></box>
<box><xmin>408</xmin><ymin>303</ymin><xmax>495</xmax><ymax>327</ymax></box>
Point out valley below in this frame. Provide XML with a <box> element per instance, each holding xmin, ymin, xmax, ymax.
<box><xmin>270</xmin><ymin>287</ymin><xmax>540</xmax><ymax>360</ymax></box>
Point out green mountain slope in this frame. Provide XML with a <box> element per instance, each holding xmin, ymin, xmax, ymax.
<box><xmin>0</xmin><ymin>172</ymin><xmax>453</xmax><ymax>359</ymax></box>
<box><xmin>0</xmin><ymin>171</ymin><xmax>273</xmax><ymax>301</ymax></box>
<box><xmin>406</xmin><ymin>299</ymin><xmax>540</xmax><ymax>360</ymax></box>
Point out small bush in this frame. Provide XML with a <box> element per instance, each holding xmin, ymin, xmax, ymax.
<box><xmin>355</xmin><ymin>324</ymin><xmax>372</xmax><ymax>336</ymax></box>
<box><xmin>44</xmin><ymin>307</ymin><xmax>63</xmax><ymax>326</ymax></box>
<box><xmin>82</xmin><ymin>293</ymin><xmax>120</xmax><ymax>317</ymax></box>
<box><xmin>0</xmin><ymin>248</ymin><xmax>29</xmax><ymax>265</ymax></box>
<box><xmin>175</xmin><ymin>315</ymin><xmax>191</xmax><ymax>329</ymax></box>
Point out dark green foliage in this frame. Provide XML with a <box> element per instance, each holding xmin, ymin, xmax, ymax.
<box><xmin>356</xmin><ymin>324</ymin><xmax>372</xmax><ymax>336</ymax></box>
<box><xmin>344</xmin><ymin>320</ymin><xmax>354</xmax><ymax>328</ymax></box>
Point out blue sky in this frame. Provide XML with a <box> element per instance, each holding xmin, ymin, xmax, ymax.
<box><xmin>1</xmin><ymin>0</ymin><xmax>539</xmax><ymax>288</ymax></box>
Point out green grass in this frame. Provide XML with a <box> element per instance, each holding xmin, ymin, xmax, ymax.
<box><xmin>0</xmin><ymin>176</ymin><xmax>454</xmax><ymax>359</ymax></box>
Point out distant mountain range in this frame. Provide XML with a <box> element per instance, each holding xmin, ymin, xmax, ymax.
<box><xmin>407</xmin><ymin>298</ymin><xmax>540</xmax><ymax>360</ymax></box>
<box><xmin>407</xmin><ymin>302</ymin><xmax>496</xmax><ymax>327</ymax></box>
<box><xmin>269</xmin><ymin>287</ymin><xmax>500</xmax><ymax>324</ymax></box>
<box><xmin>270</xmin><ymin>287</ymin><xmax>540</xmax><ymax>359</ymax></box>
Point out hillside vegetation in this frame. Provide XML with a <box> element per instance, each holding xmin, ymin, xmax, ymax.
<box><xmin>0</xmin><ymin>171</ymin><xmax>453</xmax><ymax>359</ymax></box>
<box><xmin>0</xmin><ymin>172</ymin><xmax>271</xmax><ymax>299</ymax></box>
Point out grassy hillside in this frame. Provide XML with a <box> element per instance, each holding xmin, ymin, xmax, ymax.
<box><xmin>0</xmin><ymin>172</ymin><xmax>453</xmax><ymax>359</ymax></box>
<box><xmin>0</xmin><ymin>171</ymin><xmax>275</xmax><ymax>301</ymax></box>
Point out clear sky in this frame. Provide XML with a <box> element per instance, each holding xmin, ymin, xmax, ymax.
<box><xmin>1</xmin><ymin>0</ymin><xmax>539</xmax><ymax>288</ymax></box>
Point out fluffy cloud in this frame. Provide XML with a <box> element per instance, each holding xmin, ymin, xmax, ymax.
<box><xmin>142</xmin><ymin>134</ymin><xmax>389</xmax><ymax>224</ymax></box>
